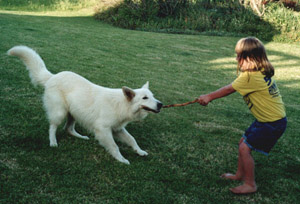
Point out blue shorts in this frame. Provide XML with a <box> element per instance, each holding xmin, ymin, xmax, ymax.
<box><xmin>243</xmin><ymin>117</ymin><xmax>287</xmax><ymax>155</ymax></box>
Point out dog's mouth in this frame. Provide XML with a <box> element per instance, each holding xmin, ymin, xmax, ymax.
<box><xmin>141</xmin><ymin>106</ymin><xmax>160</xmax><ymax>113</ymax></box>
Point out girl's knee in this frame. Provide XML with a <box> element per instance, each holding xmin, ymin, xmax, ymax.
<box><xmin>239</xmin><ymin>137</ymin><xmax>244</xmax><ymax>145</ymax></box>
<box><xmin>239</xmin><ymin>142</ymin><xmax>251</xmax><ymax>155</ymax></box>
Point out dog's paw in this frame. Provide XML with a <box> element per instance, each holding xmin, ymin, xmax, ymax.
<box><xmin>137</xmin><ymin>149</ymin><xmax>148</xmax><ymax>156</ymax></box>
<box><xmin>120</xmin><ymin>158</ymin><xmax>130</xmax><ymax>165</ymax></box>
<box><xmin>50</xmin><ymin>143</ymin><xmax>58</xmax><ymax>147</ymax></box>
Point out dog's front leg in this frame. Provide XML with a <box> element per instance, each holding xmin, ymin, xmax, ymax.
<box><xmin>95</xmin><ymin>128</ymin><xmax>130</xmax><ymax>165</ymax></box>
<box><xmin>114</xmin><ymin>128</ymin><xmax>148</xmax><ymax>156</ymax></box>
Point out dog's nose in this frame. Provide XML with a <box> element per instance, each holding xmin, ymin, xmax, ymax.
<box><xmin>157</xmin><ymin>102</ymin><xmax>163</xmax><ymax>110</ymax></box>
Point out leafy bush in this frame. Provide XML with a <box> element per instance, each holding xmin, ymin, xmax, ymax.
<box><xmin>264</xmin><ymin>2</ymin><xmax>300</xmax><ymax>42</ymax></box>
<box><xmin>94</xmin><ymin>0</ymin><xmax>300</xmax><ymax>42</ymax></box>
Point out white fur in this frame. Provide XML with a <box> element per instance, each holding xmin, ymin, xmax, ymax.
<box><xmin>8</xmin><ymin>46</ymin><xmax>162</xmax><ymax>164</ymax></box>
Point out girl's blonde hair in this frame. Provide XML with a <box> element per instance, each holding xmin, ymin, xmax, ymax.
<box><xmin>235</xmin><ymin>37</ymin><xmax>274</xmax><ymax>77</ymax></box>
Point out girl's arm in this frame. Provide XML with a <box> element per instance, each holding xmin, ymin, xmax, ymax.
<box><xmin>198</xmin><ymin>84</ymin><xmax>236</xmax><ymax>106</ymax></box>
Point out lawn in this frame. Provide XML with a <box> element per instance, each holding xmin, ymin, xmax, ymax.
<box><xmin>0</xmin><ymin>10</ymin><xmax>299</xmax><ymax>203</ymax></box>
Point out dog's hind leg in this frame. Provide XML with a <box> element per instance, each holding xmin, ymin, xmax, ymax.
<box><xmin>49</xmin><ymin>124</ymin><xmax>59</xmax><ymax>147</ymax></box>
<box><xmin>64</xmin><ymin>113</ymin><xmax>89</xmax><ymax>140</ymax></box>
<box><xmin>44</xmin><ymin>91</ymin><xmax>67</xmax><ymax>147</ymax></box>
<box><xmin>95</xmin><ymin>128</ymin><xmax>130</xmax><ymax>165</ymax></box>
<box><xmin>114</xmin><ymin>128</ymin><xmax>148</xmax><ymax>156</ymax></box>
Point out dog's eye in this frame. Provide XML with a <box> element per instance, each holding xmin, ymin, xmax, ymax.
<box><xmin>142</xmin><ymin>96</ymin><xmax>148</xmax><ymax>100</ymax></box>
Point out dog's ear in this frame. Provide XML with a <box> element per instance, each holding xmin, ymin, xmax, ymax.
<box><xmin>122</xmin><ymin>86</ymin><xmax>136</xmax><ymax>101</ymax></box>
<box><xmin>142</xmin><ymin>81</ymin><xmax>149</xmax><ymax>89</ymax></box>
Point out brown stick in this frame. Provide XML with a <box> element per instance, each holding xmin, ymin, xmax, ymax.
<box><xmin>163</xmin><ymin>99</ymin><xmax>198</xmax><ymax>108</ymax></box>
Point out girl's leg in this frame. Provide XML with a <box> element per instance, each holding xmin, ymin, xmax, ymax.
<box><xmin>230</xmin><ymin>142</ymin><xmax>257</xmax><ymax>194</ymax></box>
<box><xmin>221</xmin><ymin>137</ymin><xmax>244</xmax><ymax>180</ymax></box>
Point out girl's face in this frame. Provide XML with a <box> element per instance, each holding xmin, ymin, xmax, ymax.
<box><xmin>236</xmin><ymin>54</ymin><xmax>251</xmax><ymax>69</ymax></box>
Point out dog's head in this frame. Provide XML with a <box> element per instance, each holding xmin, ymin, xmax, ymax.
<box><xmin>122</xmin><ymin>82</ymin><xmax>162</xmax><ymax>119</ymax></box>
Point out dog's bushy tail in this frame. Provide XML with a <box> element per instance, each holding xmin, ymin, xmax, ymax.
<box><xmin>8</xmin><ymin>46</ymin><xmax>53</xmax><ymax>87</ymax></box>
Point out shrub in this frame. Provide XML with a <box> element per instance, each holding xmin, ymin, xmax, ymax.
<box><xmin>94</xmin><ymin>0</ymin><xmax>280</xmax><ymax>41</ymax></box>
<box><xmin>263</xmin><ymin>2</ymin><xmax>300</xmax><ymax>42</ymax></box>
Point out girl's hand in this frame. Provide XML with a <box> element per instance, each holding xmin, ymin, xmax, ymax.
<box><xmin>197</xmin><ymin>84</ymin><xmax>236</xmax><ymax>106</ymax></box>
<box><xmin>198</xmin><ymin>95</ymin><xmax>211</xmax><ymax>106</ymax></box>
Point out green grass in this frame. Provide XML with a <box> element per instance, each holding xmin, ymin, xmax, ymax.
<box><xmin>0</xmin><ymin>9</ymin><xmax>300</xmax><ymax>204</ymax></box>
<box><xmin>0</xmin><ymin>0</ymin><xmax>97</xmax><ymax>11</ymax></box>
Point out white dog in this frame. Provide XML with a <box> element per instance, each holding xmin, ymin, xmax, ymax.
<box><xmin>8</xmin><ymin>46</ymin><xmax>162</xmax><ymax>164</ymax></box>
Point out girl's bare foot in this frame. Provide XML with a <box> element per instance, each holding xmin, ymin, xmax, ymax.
<box><xmin>220</xmin><ymin>173</ymin><xmax>242</xmax><ymax>181</ymax></box>
<box><xmin>230</xmin><ymin>183</ymin><xmax>257</xmax><ymax>194</ymax></box>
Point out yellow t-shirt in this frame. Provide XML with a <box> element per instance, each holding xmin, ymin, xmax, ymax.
<box><xmin>232</xmin><ymin>71</ymin><xmax>286</xmax><ymax>122</ymax></box>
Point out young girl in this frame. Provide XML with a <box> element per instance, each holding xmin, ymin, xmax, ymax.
<box><xmin>198</xmin><ymin>37</ymin><xmax>287</xmax><ymax>194</ymax></box>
